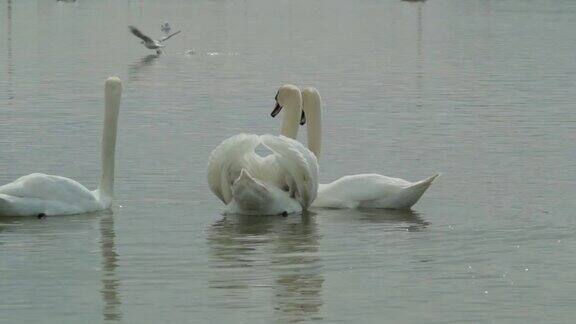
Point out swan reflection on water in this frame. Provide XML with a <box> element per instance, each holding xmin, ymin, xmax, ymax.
<box><xmin>318</xmin><ymin>208</ymin><xmax>429</xmax><ymax>232</ymax></box>
<box><xmin>207</xmin><ymin>212</ymin><xmax>324</xmax><ymax>322</ymax></box>
<box><xmin>0</xmin><ymin>211</ymin><xmax>122</xmax><ymax>321</ymax></box>
<box><xmin>0</xmin><ymin>211</ymin><xmax>105</xmax><ymax>242</ymax></box>
<box><xmin>99</xmin><ymin>212</ymin><xmax>122</xmax><ymax>322</ymax></box>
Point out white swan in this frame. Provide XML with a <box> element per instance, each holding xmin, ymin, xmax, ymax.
<box><xmin>0</xmin><ymin>77</ymin><xmax>123</xmax><ymax>217</ymax></box>
<box><xmin>272</xmin><ymin>86</ymin><xmax>438</xmax><ymax>209</ymax></box>
<box><xmin>207</xmin><ymin>85</ymin><xmax>318</xmax><ymax>216</ymax></box>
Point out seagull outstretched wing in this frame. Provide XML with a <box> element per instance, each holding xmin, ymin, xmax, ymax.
<box><xmin>159</xmin><ymin>30</ymin><xmax>181</xmax><ymax>43</ymax></box>
<box><xmin>129</xmin><ymin>26</ymin><xmax>154</xmax><ymax>43</ymax></box>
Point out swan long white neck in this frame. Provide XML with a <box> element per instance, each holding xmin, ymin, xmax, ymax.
<box><xmin>98</xmin><ymin>77</ymin><xmax>122</xmax><ymax>200</ymax></box>
<box><xmin>279</xmin><ymin>85</ymin><xmax>303</xmax><ymax>139</ymax></box>
<box><xmin>301</xmin><ymin>87</ymin><xmax>322</xmax><ymax>159</ymax></box>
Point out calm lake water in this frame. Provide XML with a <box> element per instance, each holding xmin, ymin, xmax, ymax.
<box><xmin>1</xmin><ymin>0</ymin><xmax>575</xmax><ymax>322</ymax></box>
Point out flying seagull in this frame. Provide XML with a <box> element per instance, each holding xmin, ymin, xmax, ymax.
<box><xmin>129</xmin><ymin>25</ymin><xmax>181</xmax><ymax>54</ymax></box>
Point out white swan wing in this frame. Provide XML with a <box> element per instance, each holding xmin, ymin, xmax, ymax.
<box><xmin>0</xmin><ymin>173</ymin><xmax>98</xmax><ymax>216</ymax></box>
<box><xmin>0</xmin><ymin>173</ymin><xmax>95</xmax><ymax>202</ymax></box>
<box><xmin>320</xmin><ymin>174</ymin><xmax>408</xmax><ymax>201</ymax></box>
<box><xmin>261</xmin><ymin>135</ymin><xmax>319</xmax><ymax>209</ymax></box>
<box><xmin>207</xmin><ymin>134</ymin><xmax>261</xmax><ymax>204</ymax></box>
<box><xmin>315</xmin><ymin>174</ymin><xmax>438</xmax><ymax>209</ymax></box>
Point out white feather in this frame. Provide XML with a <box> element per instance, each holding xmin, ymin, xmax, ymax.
<box><xmin>207</xmin><ymin>134</ymin><xmax>318</xmax><ymax>216</ymax></box>
<box><xmin>0</xmin><ymin>174</ymin><xmax>102</xmax><ymax>216</ymax></box>
<box><xmin>312</xmin><ymin>173</ymin><xmax>439</xmax><ymax>209</ymax></box>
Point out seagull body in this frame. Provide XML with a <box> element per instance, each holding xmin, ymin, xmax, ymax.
<box><xmin>129</xmin><ymin>26</ymin><xmax>181</xmax><ymax>54</ymax></box>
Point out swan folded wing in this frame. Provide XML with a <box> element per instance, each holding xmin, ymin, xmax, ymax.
<box><xmin>260</xmin><ymin>135</ymin><xmax>319</xmax><ymax>209</ymax></box>
<box><xmin>0</xmin><ymin>193</ymin><xmax>90</xmax><ymax>216</ymax></box>
<box><xmin>317</xmin><ymin>174</ymin><xmax>420</xmax><ymax>207</ymax></box>
<box><xmin>0</xmin><ymin>173</ymin><xmax>96</xmax><ymax>206</ymax></box>
<box><xmin>207</xmin><ymin>134</ymin><xmax>261</xmax><ymax>204</ymax></box>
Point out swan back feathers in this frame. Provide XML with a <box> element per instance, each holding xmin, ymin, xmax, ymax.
<box><xmin>207</xmin><ymin>133</ymin><xmax>319</xmax><ymax>213</ymax></box>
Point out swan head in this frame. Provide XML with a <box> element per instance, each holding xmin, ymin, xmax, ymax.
<box><xmin>105</xmin><ymin>76</ymin><xmax>122</xmax><ymax>96</ymax></box>
<box><xmin>231</xmin><ymin>169</ymin><xmax>270</xmax><ymax>209</ymax></box>
<box><xmin>301</xmin><ymin>87</ymin><xmax>321</xmax><ymax>117</ymax></box>
<box><xmin>272</xmin><ymin>84</ymin><xmax>306</xmax><ymax>126</ymax></box>
<box><xmin>228</xmin><ymin>169</ymin><xmax>301</xmax><ymax>216</ymax></box>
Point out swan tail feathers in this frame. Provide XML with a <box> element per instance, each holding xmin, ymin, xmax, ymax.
<box><xmin>0</xmin><ymin>194</ymin><xmax>22</xmax><ymax>216</ymax></box>
<box><xmin>414</xmin><ymin>173</ymin><xmax>440</xmax><ymax>187</ymax></box>
<box><xmin>405</xmin><ymin>173</ymin><xmax>439</xmax><ymax>192</ymax></box>
<box><xmin>396</xmin><ymin>173</ymin><xmax>439</xmax><ymax>208</ymax></box>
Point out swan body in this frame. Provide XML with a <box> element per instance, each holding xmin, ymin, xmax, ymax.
<box><xmin>276</xmin><ymin>86</ymin><xmax>439</xmax><ymax>210</ymax></box>
<box><xmin>207</xmin><ymin>134</ymin><xmax>318</xmax><ymax>216</ymax></box>
<box><xmin>0</xmin><ymin>174</ymin><xmax>107</xmax><ymax>216</ymax></box>
<box><xmin>208</xmin><ymin>85</ymin><xmax>318</xmax><ymax>216</ymax></box>
<box><xmin>0</xmin><ymin>77</ymin><xmax>122</xmax><ymax>217</ymax></box>
<box><xmin>312</xmin><ymin>173</ymin><xmax>438</xmax><ymax>209</ymax></box>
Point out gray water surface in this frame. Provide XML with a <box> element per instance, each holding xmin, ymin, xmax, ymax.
<box><xmin>1</xmin><ymin>0</ymin><xmax>575</xmax><ymax>322</ymax></box>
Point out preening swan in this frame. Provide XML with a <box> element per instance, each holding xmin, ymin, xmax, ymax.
<box><xmin>207</xmin><ymin>85</ymin><xmax>319</xmax><ymax>216</ymax></box>
<box><xmin>0</xmin><ymin>77</ymin><xmax>123</xmax><ymax>217</ymax></box>
<box><xmin>272</xmin><ymin>86</ymin><xmax>438</xmax><ymax>209</ymax></box>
